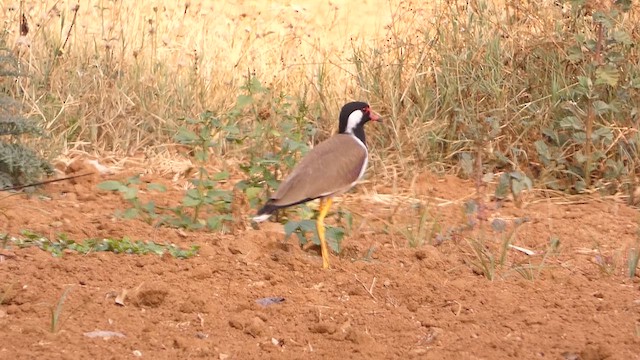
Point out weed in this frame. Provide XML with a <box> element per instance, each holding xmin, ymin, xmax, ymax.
<box><xmin>401</xmin><ymin>203</ymin><xmax>437</xmax><ymax>248</ymax></box>
<box><xmin>50</xmin><ymin>286</ymin><xmax>73</xmax><ymax>333</ymax></box>
<box><xmin>10</xmin><ymin>231</ymin><xmax>199</xmax><ymax>259</ymax></box>
<box><xmin>627</xmin><ymin>235</ymin><xmax>640</xmax><ymax>278</ymax></box>
<box><xmin>97</xmin><ymin>176</ymin><xmax>166</xmax><ymax>224</ymax></box>
<box><xmin>0</xmin><ymin>232</ymin><xmax>9</xmax><ymax>249</ymax></box>
<box><xmin>594</xmin><ymin>246</ymin><xmax>620</xmax><ymax>276</ymax></box>
<box><xmin>465</xmin><ymin>216</ymin><xmax>530</xmax><ymax>280</ymax></box>
<box><xmin>467</xmin><ymin>236</ymin><xmax>497</xmax><ymax>280</ymax></box>
<box><xmin>0</xmin><ymin>42</ymin><xmax>53</xmax><ymax>189</ymax></box>
<box><xmin>284</xmin><ymin>215</ymin><xmax>346</xmax><ymax>254</ymax></box>
<box><xmin>231</xmin><ymin>76</ymin><xmax>349</xmax><ymax>249</ymax></box>
<box><xmin>235</xmin><ymin>76</ymin><xmax>313</xmax><ymax>209</ymax></box>
<box><xmin>361</xmin><ymin>246</ymin><xmax>377</xmax><ymax>263</ymax></box>
<box><xmin>511</xmin><ymin>236</ymin><xmax>560</xmax><ymax>280</ymax></box>
<box><xmin>170</xmin><ymin>110</ymin><xmax>237</xmax><ymax>230</ymax></box>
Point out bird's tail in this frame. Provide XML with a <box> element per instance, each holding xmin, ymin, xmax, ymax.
<box><xmin>252</xmin><ymin>203</ymin><xmax>280</xmax><ymax>223</ymax></box>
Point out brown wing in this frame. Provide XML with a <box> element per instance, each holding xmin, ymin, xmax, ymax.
<box><xmin>268</xmin><ymin>134</ymin><xmax>367</xmax><ymax>207</ymax></box>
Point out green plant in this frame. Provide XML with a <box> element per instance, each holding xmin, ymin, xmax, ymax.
<box><xmin>0</xmin><ymin>43</ymin><xmax>53</xmax><ymax>189</ymax></box>
<box><xmin>283</xmin><ymin>205</ymin><xmax>347</xmax><ymax>254</ymax></box>
<box><xmin>494</xmin><ymin>171</ymin><xmax>533</xmax><ymax>205</ymax></box>
<box><xmin>465</xmin><ymin>215</ymin><xmax>530</xmax><ymax>280</ymax></box>
<box><xmin>628</xmin><ymin>235</ymin><xmax>640</xmax><ymax>278</ymax></box>
<box><xmin>97</xmin><ymin>176</ymin><xmax>166</xmax><ymax>224</ymax></box>
<box><xmin>231</xmin><ymin>76</ymin><xmax>350</xmax><ymax>250</ymax></box>
<box><xmin>235</xmin><ymin>76</ymin><xmax>314</xmax><ymax>208</ymax></box>
<box><xmin>593</xmin><ymin>246</ymin><xmax>620</xmax><ymax>276</ymax></box>
<box><xmin>170</xmin><ymin>110</ymin><xmax>237</xmax><ymax>230</ymax></box>
<box><xmin>400</xmin><ymin>202</ymin><xmax>437</xmax><ymax>248</ymax></box>
<box><xmin>532</xmin><ymin>1</ymin><xmax>638</xmax><ymax>194</ymax></box>
<box><xmin>9</xmin><ymin>230</ymin><xmax>199</xmax><ymax>258</ymax></box>
<box><xmin>50</xmin><ymin>286</ymin><xmax>73</xmax><ymax>333</ymax></box>
<box><xmin>0</xmin><ymin>232</ymin><xmax>9</xmax><ymax>248</ymax></box>
<box><xmin>99</xmin><ymin>108</ymin><xmax>239</xmax><ymax>231</ymax></box>
<box><xmin>511</xmin><ymin>236</ymin><xmax>560</xmax><ymax>280</ymax></box>
<box><xmin>467</xmin><ymin>236</ymin><xmax>497</xmax><ymax>280</ymax></box>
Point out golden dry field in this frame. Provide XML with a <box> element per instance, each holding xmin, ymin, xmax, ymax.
<box><xmin>3</xmin><ymin>1</ymin><xmax>640</xmax><ymax>359</ymax></box>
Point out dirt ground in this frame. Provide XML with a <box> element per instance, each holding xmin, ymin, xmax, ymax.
<box><xmin>1</xmin><ymin>158</ymin><xmax>640</xmax><ymax>360</ymax></box>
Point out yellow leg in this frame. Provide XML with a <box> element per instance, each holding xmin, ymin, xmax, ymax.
<box><xmin>317</xmin><ymin>197</ymin><xmax>333</xmax><ymax>269</ymax></box>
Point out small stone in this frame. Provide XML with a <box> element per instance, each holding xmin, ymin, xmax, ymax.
<box><xmin>228</xmin><ymin>245</ymin><xmax>242</xmax><ymax>255</ymax></box>
<box><xmin>345</xmin><ymin>329</ymin><xmax>368</xmax><ymax>344</ymax></box>
<box><xmin>406</xmin><ymin>301</ymin><xmax>419</xmax><ymax>313</ymax></box>
<box><xmin>244</xmin><ymin>317</ymin><xmax>265</xmax><ymax>337</ymax></box>
<box><xmin>308</xmin><ymin>323</ymin><xmax>336</xmax><ymax>334</ymax></box>
<box><xmin>228</xmin><ymin>319</ymin><xmax>243</xmax><ymax>330</ymax></box>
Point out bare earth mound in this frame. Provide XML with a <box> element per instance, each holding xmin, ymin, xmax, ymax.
<box><xmin>2</xmin><ymin>165</ymin><xmax>640</xmax><ymax>360</ymax></box>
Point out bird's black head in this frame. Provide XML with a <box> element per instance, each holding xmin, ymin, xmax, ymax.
<box><xmin>338</xmin><ymin>102</ymin><xmax>381</xmax><ymax>145</ymax></box>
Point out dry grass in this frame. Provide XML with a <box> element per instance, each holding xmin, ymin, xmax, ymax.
<box><xmin>2</xmin><ymin>0</ymin><xmax>640</xmax><ymax>195</ymax></box>
<box><xmin>4</xmin><ymin>0</ymin><xmax>397</xmax><ymax>152</ymax></box>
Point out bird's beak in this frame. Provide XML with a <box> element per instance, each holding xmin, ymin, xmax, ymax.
<box><xmin>370</xmin><ymin>111</ymin><xmax>382</xmax><ymax>122</ymax></box>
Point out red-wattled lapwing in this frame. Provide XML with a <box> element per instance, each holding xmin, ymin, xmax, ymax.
<box><xmin>253</xmin><ymin>101</ymin><xmax>381</xmax><ymax>269</ymax></box>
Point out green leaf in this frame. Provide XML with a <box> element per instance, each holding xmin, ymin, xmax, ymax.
<box><xmin>183</xmin><ymin>195</ymin><xmax>202</xmax><ymax>207</ymax></box>
<box><xmin>612</xmin><ymin>30</ymin><xmax>632</xmax><ymax>45</ymax></box>
<box><xmin>127</xmin><ymin>176</ymin><xmax>142</xmax><ymax>185</ymax></box>
<box><xmin>595</xmin><ymin>66</ymin><xmax>620</xmax><ymax>87</ymax></box>
<box><xmin>192</xmin><ymin>151</ymin><xmax>207</xmax><ymax>163</ymax></box>
<box><xmin>559</xmin><ymin>116</ymin><xmax>584</xmax><ymax>130</ymax></box>
<box><xmin>122</xmin><ymin>208</ymin><xmax>139</xmax><ymax>219</ymax></box>
<box><xmin>97</xmin><ymin>180</ymin><xmax>124</xmax><ymax>191</ymax></box>
<box><xmin>147</xmin><ymin>183</ymin><xmax>167</xmax><ymax>192</ymax></box>
<box><xmin>325</xmin><ymin>226</ymin><xmax>345</xmax><ymax>253</ymax></box>
<box><xmin>174</xmin><ymin>127</ymin><xmax>198</xmax><ymax>144</ymax></box>
<box><xmin>566</xmin><ymin>45</ymin><xmax>583</xmax><ymax>63</ymax></box>
<box><xmin>592</xmin><ymin>11</ymin><xmax>613</xmax><ymax>28</ymax></box>
<box><xmin>212</xmin><ymin>171</ymin><xmax>230</xmax><ymax>181</ymax></box>
<box><xmin>495</xmin><ymin>173</ymin><xmax>510</xmax><ymax>200</ymax></box>
<box><xmin>122</xmin><ymin>187</ymin><xmax>138</xmax><ymax>200</ymax></box>
<box><xmin>235</xmin><ymin>94</ymin><xmax>253</xmax><ymax>109</ymax></box>
<box><xmin>575</xmin><ymin>150</ymin><xmax>587</xmax><ymax>164</ymax></box>
<box><xmin>206</xmin><ymin>215</ymin><xmax>227</xmax><ymax>230</ymax></box>
<box><xmin>284</xmin><ymin>221</ymin><xmax>300</xmax><ymax>240</ymax></box>
<box><xmin>510</xmin><ymin>172</ymin><xmax>532</xmax><ymax>195</ymax></box>
<box><xmin>592</xmin><ymin>127</ymin><xmax>613</xmax><ymax>142</ymax></box>
<box><xmin>577</xmin><ymin>76</ymin><xmax>593</xmax><ymax>92</ymax></box>
<box><xmin>572</xmin><ymin>131</ymin><xmax>586</xmax><ymax>145</ymax></box>
<box><xmin>534</xmin><ymin>140</ymin><xmax>550</xmax><ymax>161</ymax></box>
<box><xmin>592</xmin><ymin>100</ymin><xmax>612</xmax><ymax>115</ymax></box>
<box><xmin>245</xmin><ymin>186</ymin><xmax>263</xmax><ymax>200</ymax></box>
<box><xmin>141</xmin><ymin>201</ymin><xmax>156</xmax><ymax>214</ymax></box>
<box><xmin>542</xmin><ymin>127</ymin><xmax>560</xmax><ymax>145</ymax></box>
<box><xmin>459</xmin><ymin>153</ymin><xmax>473</xmax><ymax>177</ymax></box>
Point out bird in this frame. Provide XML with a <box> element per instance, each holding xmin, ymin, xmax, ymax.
<box><xmin>252</xmin><ymin>101</ymin><xmax>381</xmax><ymax>269</ymax></box>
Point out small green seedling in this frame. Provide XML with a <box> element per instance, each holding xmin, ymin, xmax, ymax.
<box><xmin>11</xmin><ymin>231</ymin><xmax>199</xmax><ymax>259</ymax></box>
<box><xmin>97</xmin><ymin>176</ymin><xmax>166</xmax><ymax>224</ymax></box>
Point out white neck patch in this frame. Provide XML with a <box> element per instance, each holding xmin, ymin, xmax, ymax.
<box><xmin>345</xmin><ymin>110</ymin><xmax>364</xmax><ymax>134</ymax></box>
